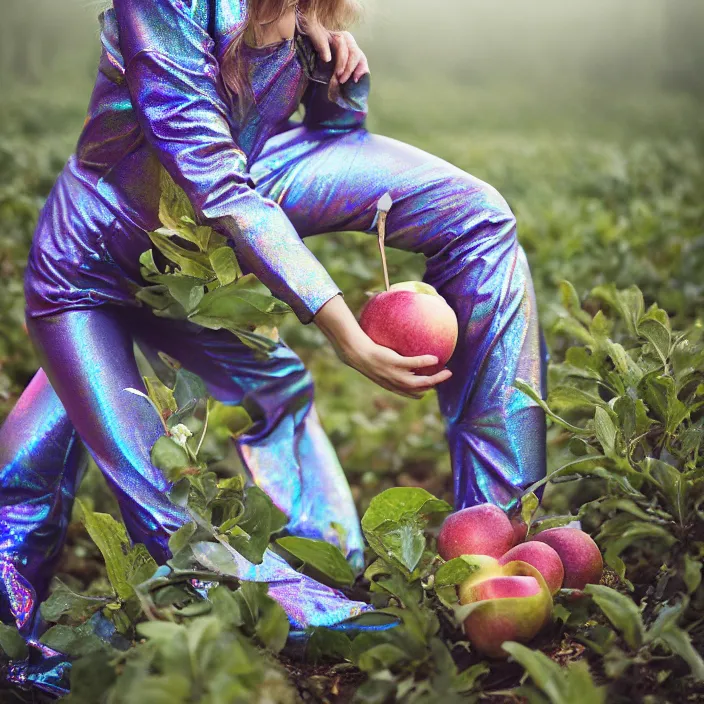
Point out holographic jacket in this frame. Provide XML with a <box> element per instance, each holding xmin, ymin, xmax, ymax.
<box><xmin>73</xmin><ymin>0</ymin><xmax>370</xmax><ymax>323</ymax></box>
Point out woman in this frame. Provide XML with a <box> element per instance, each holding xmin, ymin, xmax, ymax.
<box><xmin>0</xmin><ymin>0</ymin><xmax>548</xmax><ymax>681</ymax></box>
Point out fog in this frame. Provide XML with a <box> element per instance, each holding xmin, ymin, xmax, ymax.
<box><xmin>1</xmin><ymin>0</ymin><xmax>702</xmax><ymax>96</ymax></box>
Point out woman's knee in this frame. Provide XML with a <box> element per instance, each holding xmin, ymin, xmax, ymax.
<box><xmin>435</xmin><ymin>171</ymin><xmax>517</xmax><ymax>249</ymax></box>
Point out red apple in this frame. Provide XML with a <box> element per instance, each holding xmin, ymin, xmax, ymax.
<box><xmin>437</xmin><ymin>504</ymin><xmax>515</xmax><ymax>561</ymax></box>
<box><xmin>456</xmin><ymin>555</ymin><xmax>503</xmax><ymax>596</ymax></box>
<box><xmin>499</xmin><ymin>541</ymin><xmax>564</xmax><ymax>595</ymax></box>
<box><xmin>359</xmin><ymin>282</ymin><xmax>458</xmax><ymax>376</ymax></box>
<box><xmin>530</xmin><ymin>527</ymin><xmax>603</xmax><ymax>590</ymax></box>
<box><xmin>510</xmin><ymin>516</ymin><xmax>528</xmax><ymax>545</ymax></box>
<box><xmin>459</xmin><ymin>560</ymin><xmax>553</xmax><ymax>658</ymax></box>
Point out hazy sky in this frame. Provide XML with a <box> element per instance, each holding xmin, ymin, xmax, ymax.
<box><xmin>2</xmin><ymin>0</ymin><xmax>702</xmax><ymax>93</ymax></box>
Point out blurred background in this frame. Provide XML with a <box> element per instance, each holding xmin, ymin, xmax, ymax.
<box><xmin>1</xmin><ymin>0</ymin><xmax>703</xmax><ymax>512</ymax></box>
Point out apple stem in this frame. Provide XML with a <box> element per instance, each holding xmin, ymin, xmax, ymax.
<box><xmin>377</xmin><ymin>214</ymin><xmax>390</xmax><ymax>292</ymax></box>
<box><xmin>376</xmin><ymin>192</ymin><xmax>393</xmax><ymax>292</ymax></box>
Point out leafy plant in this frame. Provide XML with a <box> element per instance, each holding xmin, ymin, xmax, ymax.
<box><xmin>136</xmin><ymin>169</ymin><xmax>292</xmax><ymax>354</ymax></box>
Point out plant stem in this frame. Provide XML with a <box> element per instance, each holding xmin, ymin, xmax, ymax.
<box><xmin>378</xmin><ymin>210</ymin><xmax>390</xmax><ymax>292</ymax></box>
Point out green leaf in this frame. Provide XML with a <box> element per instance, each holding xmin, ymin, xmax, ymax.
<box><xmin>353</xmin><ymin>677</ymin><xmax>397</xmax><ymax>703</ymax></box>
<box><xmin>638</xmin><ymin>317</ymin><xmax>671</xmax><ymax>365</ymax></box>
<box><xmin>173</xmin><ymin>368</ymin><xmax>208</xmax><ymax>411</ymax></box>
<box><xmin>504</xmin><ymin>641</ymin><xmax>605</xmax><ymax>704</ymax></box>
<box><xmin>168</xmin><ymin>521</ymin><xmax>198</xmax><ymax>556</ymax></box>
<box><xmin>159</xmin><ymin>168</ymin><xmax>197</xmax><ymax>235</ymax></box>
<box><xmin>78</xmin><ymin>501</ymin><xmax>138</xmax><ymax>601</ymax></box>
<box><xmin>210</xmin><ymin>403</ymin><xmax>254</xmax><ymax>440</ymax></box>
<box><xmin>453</xmin><ymin>661</ymin><xmax>490</xmax><ymax>693</ymax></box>
<box><xmin>502</xmin><ymin>642</ymin><xmax>565</xmax><ymax>695</ymax></box>
<box><xmin>144</xmin><ymin>375</ymin><xmax>177</xmax><ymax>418</ymax></box>
<box><xmin>521</xmin><ymin>491</ymin><xmax>540</xmax><ymax>527</ymax></box>
<box><xmin>147</xmin><ymin>230</ymin><xmax>213</xmax><ymax>279</ymax></box>
<box><xmin>380</xmin><ymin>521</ymin><xmax>426</xmax><ymax>573</ymax></box>
<box><xmin>276</xmin><ymin>536</ymin><xmax>355</xmax><ymax>586</ymax></box>
<box><xmin>643</xmin><ymin>458</ymin><xmax>688</xmax><ymax>524</ymax></box>
<box><xmin>584</xmin><ymin>585</ymin><xmax>644</xmax><ymax>650</ymax></box>
<box><xmin>141</xmin><ymin>274</ymin><xmax>206</xmax><ymax>315</ymax></box>
<box><xmin>225</xmin><ymin>486</ymin><xmax>288</xmax><ymax>564</ymax></box>
<box><xmin>125</xmin><ymin>543</ymin><xmax>159</xmax><ymax>590</ymax></box>
<box><xmin>594</xmin><ymin>407</ymin><xmax>619</xmax><ymax>458</ymax></box>
<box><xmin>523</xmin><ymin>455</ymin><xmax>609</xmax><ymax>496</ymax></box>
<box><xmin>139</xmin><ymin>248</ymin><xmax>161</xmax><ymax>276</ymax></box>
<box><xmin>361</xmin><ymin>488</ymin><xmax>452</xmax><ymax>534</ymax></box>
<box><xmin>40</xmin><ymin>581</ymin><xmax>109</xmax><ymax>623</ymax></box>
<box><xmin>207</xmin><ymin>585</ymin><xmax>244</xmax><ymax>628</ymax></box>
<box><xmin>356</xmin><ymin>643</ymin><xmax>409</xmax><ymax>672</ymax></box>
<box><xmin>306</xmin><ymin>629</ymin><xmax>352</xmax><ymax>664</ymax></box>
<box><xmin>137</xmin><ymin>621</ymin><xmax>186</xmax><ymax>644</ymax></box>
<box><xmin>514</xmin><ymin>379</ymin><xmax>590</xmax><ymax>435</ymax></box>
<box><xmin>592</xmin><ymin>283</ymin><xmax>643</xmax><ymax>337</ymax></box>
<box><xmin>209</xmin><ymin>246</ymin><xmax>240</xmax><ymax>286</ymax></box>
<box><xmin>639</xmin><ymin>373</ymin><xmax>690</xmax><ymax>433</ymax></box>
<box><xmin>0</xmin><ymin>623</ymin><xmax>28</xmax><ymax>660</ymax></box>
<box><xmin>658</xmin><ymin>626</ymin><xmax>704</xmax><ymax>681</ymax></box>
<box><xmin>40</xmin><ymin>622</ymin><xmax>109</xmax><ymax>658</ymax></box>
<box><xmin>683</xmin><ymin>553</ymin><xmax>702</xmax><ymax>594</ymax></box>
<box><xmin>190</xmin><ymin>285</ymin><xmax>292</xmax><ymax>330</ymax></box>
<box><xmin>65</xmin><ymin>649</ymin><xmax>117</xmax><ymax>702</ymax></box>
<box><xmin>549</xmin><ymin>385</ymin><xmax>608</xmax><ymax>413</ymax></box>
<box><xmin>253</xmin><ymin>594</ymin><xmax>289</xmax><ymax>653</ymax></box>
<box><xmin>151</xmin><ymin>435</ymin><xmax>190</xmax><ymax>480</ymax></box>
<box><xmin>135</xmin><ymin>285</ymin><xmax>187</xmax><ymax>319</ymax></box>
<box><xmin>559</xmin><ymin>280</ymin><xmax>592</xmax><ymax>325</ymax></box>
<box><xmin>361</xmin><ymin>487</ymin><xmax>451</xmax><ymax>571</ymax></box>
<box><xmin>434</xmin><ymin>557</ymin><xmax>478</xmax><ymax>588</ymax></box>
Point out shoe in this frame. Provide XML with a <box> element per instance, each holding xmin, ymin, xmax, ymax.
<box><xmin>2</xmin><ymin>640</ymin><xmax>71</xmax><ymax>698</ymax></box>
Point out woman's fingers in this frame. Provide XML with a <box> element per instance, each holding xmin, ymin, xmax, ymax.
<box><xmin>332</xmin><ymin>33</ymin><xmax>349</xmax><ymax>79</ymax></box>
<box><xmin>393</xmin><ymin>353</ymin><xmax>440</xmax><ymax>370</ymax></box>
<box><xmin>306</xmin><ymin>19</ymin><xmax>332</xmax><ymax>62</ymax></box>
<box><xmin>337</xmin><ymin>33</ymin><xmax>361</xmax><ymax>83</ymax></box>
<box><xmin>352</xmin><ymin>55</ymin><xmax>369</xmax><ymax>83</ymax></box>
<box><xmin>409</xmin><ymin>368</ymin><xmax>453</xmax><ymax>388</ymax></box>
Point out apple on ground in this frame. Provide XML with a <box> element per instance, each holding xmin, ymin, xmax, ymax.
<box><xmin>499</xmin><ymin>541</ymin><xmax>564</xmax><ymax>594</ymax></box>
<box><xmin>359</xmin><ymin>281</ymin><xmax>458</xmax><ymax>376</ymax></box>
<box><xmin>459</xmin><ymin>560</ymin><xmax>553</xmax><ymax>658</ymax></box>
<box><xmin>437</xmin><ymin>504</ymin><xmax>515</xmax><ymax>561</ymax></box>
<box><xmin>530</xmin><ymin>527</ymin><xmax>603</xmax><ymax>590</ymax></box>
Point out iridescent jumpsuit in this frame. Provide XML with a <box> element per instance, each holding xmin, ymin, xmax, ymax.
<box><xmin>0</xmin><ymin>0</ymin><xmax>547</xmax><ymax>640</ymax></box>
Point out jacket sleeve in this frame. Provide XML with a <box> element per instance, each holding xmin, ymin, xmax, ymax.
<box><xmin>301</xmin><ymin>50</ymin><xmax>371</xmax><ymax>132</ymax></box>
<box><xmin>113</xmin><ymin>0</ymin><xmax>342</xmax><ymax>324</ymax></box>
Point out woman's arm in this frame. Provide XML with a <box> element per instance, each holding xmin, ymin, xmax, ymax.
<box><xmin>113</xmin><ymin>0</ymin><xmax>340</xmax><ymax>324</ymax></box>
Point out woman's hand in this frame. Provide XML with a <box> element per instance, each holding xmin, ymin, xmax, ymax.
<box><xmin>305</xmin><ymin>20</ymin><xmax>370</xmax><ymax>84</ymax></box>
<box><xmin>314</xmin><ymin>294</ymin><xmax>452</xmax><ymax>399</ymax></box>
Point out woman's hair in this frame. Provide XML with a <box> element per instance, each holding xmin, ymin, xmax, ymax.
<box><xmin>221</xmin><ymin>0</ymin><xmax>363</xmax><ymax>118</ymax></box>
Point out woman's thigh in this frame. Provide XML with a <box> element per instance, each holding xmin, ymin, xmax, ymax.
<box><xmin>248</xmin><ymin>125</ymin><xmax>513</xmax><ymax>259</ymax></box>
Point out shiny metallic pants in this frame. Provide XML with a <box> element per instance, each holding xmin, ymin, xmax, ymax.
<box><xmin>0</xmin><ymin>124</ymin><xmax>547</xmax><ymax>635</ymax></box>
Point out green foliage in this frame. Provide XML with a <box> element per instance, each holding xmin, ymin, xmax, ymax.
<box><xmin>361</xmin><ymin>488</ymin><xmax>452</xmax><ymax>575</ymax></box>
<box><xmin>522</xmin><ymin>281</ymin><xmax>704</xmax><ymax>598</ymax></box>
<box><xmin>504</xmin><ymin>642</ymin><xmax>606</xmax><ymax>704</ymax></box>
<box><xmin>136</xmin><ymin>169</ymin><xmax>292</xmax><ymax>354</ymax></box>
<box><xmin>275</xmin><ymin>536</ymin><xmax>355</xmax><ymax>587</ymax></box>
